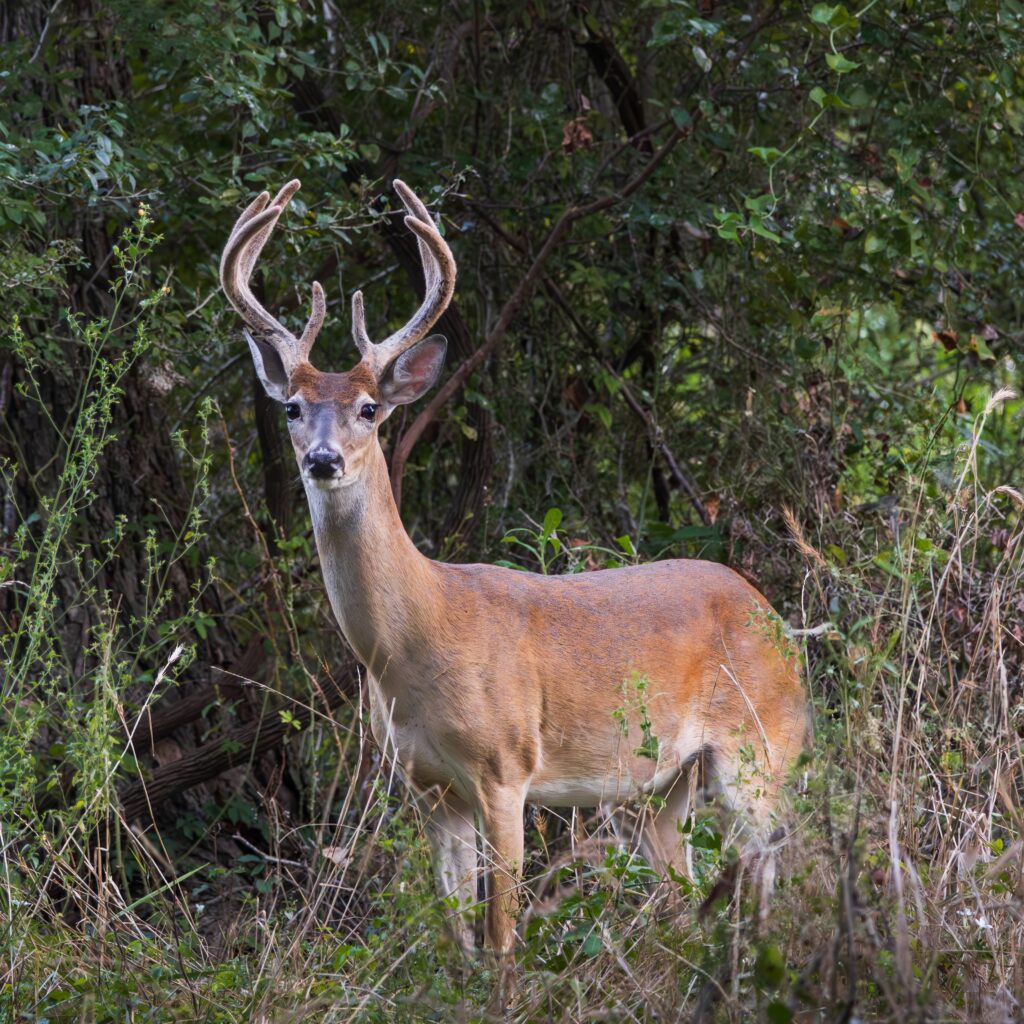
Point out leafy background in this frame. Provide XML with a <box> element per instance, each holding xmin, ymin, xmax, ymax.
<box><xmin>1</xmin><ymin>1</ymin><xmax>1022</xmax><ymax>1020</ymax></box>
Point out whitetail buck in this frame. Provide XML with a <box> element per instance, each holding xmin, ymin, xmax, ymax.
<box><xmin>221</xmin><ymin>179</ymin><xmax>808</xmax><ymax>960</ymax></box>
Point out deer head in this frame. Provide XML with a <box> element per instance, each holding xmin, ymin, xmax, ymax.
<box><xmin>220</xmin><ymin>180</ymin><xmax>455</xmax><ymax>490</ymax></box>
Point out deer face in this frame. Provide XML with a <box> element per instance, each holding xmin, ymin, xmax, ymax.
<box><xmin>247</xmin><ymin>338</ymin><xmax>446</xmax><ymax>490</ymax></box>
<box><xmin>221</xmin><ymin>179</ymin><xmax>455</xmax><ymax>493</ymax></box>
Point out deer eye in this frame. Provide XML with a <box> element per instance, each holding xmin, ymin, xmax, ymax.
<box><xmin>359</xmin><ymin>403</ymin><xmax>378</xmax><ymax>421</ymax></box>
<box><xmin>285</xmin><ymin>402</ymin><xmax>301</xmax><ymax>420</ymax></box>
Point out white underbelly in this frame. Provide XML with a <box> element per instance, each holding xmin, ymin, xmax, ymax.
<box><xmin>527</xmin><ymin>761</ymin><xmax>680</xmax><ymax>808</ymax></box>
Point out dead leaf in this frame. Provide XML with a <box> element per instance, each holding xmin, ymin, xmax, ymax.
<box><xmin>562</xmin><ymin>376</ymin><xmax>589</xmax><ymax>410</ymax></box>
<box><xmin>322</xmin><ymin>846</ymin><xmax>350</xmax><ymax>868</ymax></box>
<box><xmin>561</xmin><ymin>116</ymin><xmax>593</xmax><ymax>155</ymax></box>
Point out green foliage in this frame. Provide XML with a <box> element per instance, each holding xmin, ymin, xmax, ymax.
<box><xmin>1</xmin><ymin>1</ymin><xmax>1022</xmax><ymax>1021</ymax></box>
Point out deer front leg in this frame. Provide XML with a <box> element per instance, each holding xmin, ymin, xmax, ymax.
<box><xmin>481</xmin><ymin>786</ymin><xmax>528</xmax><ymax>954</ymax></box>
<box><xmin>480</xmin><ymin>787</ymin><xmax>525</xmax><ymax>996</ymax></box>
<box><xmin>419</xmin><ymin>791</ymin><xmax>479</xmax><ymax>955</ymax></box>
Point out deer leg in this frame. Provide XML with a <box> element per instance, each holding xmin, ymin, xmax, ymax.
<box><xmin>713</xmin><ymin>746</ymin><xmax>789</xmax><ymax>924</ymax></box>
<box><xmin>480</xmin><ymin>788</ymin><xmax>525</xmax><ymax>1002</ymax></box>
<box><xmin>418</xmin><ymin>791</ymin><xmax>479</xmax><ymax>955</ymax></box>
<box><xmin>642</xmin><ymin>766</ymin><xmax>697</xmax><ymax>882</ymax></box>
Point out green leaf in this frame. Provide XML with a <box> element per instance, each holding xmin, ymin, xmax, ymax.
<box><xmin>542</xmin><ymin>507</ymin><xmax>563</xmax><ymax>537</ymax></box>
<box><xmin>583</xmin><ymin>402</ymin><xmax>612</xmax><ymax>430</ymax></box>
<box><xmin>969</xmin><ymin>335</ymin><xmax>997</xmax><ymax>362</ymax></box>
<box><xmin>744</xmin><ymin>193</ymin><xmax>773</xmax><ymax>214</ymax></box>
<box><xmin>766</xmin><ymin>1001</ymin><xmax>793</xmax><ymax>1024</ymax></box>
<box><xmin>748</xmin><ymin>215</ymin><xmax>782</xmax><ymax>243</ymax></box>
<box><xmin>749</xmin><ymin>146</ymin><xmax>782</xmax><ymax>162</ymax></box>
<box><xmin>810</xmin><ymin>3</ymin><xmax>857</xmax><ymax>29</ymax></box>
<box><xmin>670</xmin><ymin>106</ymin><xmax>691</xmax><ymax>129</ymax></box>
<box><xmin>754</xmin><ymin>943</ymin><xmax>786</xmax><ymax>989</ymax></box>
<box><xmin>714</xmin><ymin>209</ymin><xmax>745</xmax><ymax>242</ymax></box>
<box><xmin>864</xmin><ymin>232</ymin><xmax>885</xmax><ymax>254</ymax></box>
<box><xmin>826</xmin><ymin>52</ymin><xmax>860</xmax><ymax>73</ymax></box>
<box><xmin>826</xmin><ymin>544</ymin><xmax>848</xmax><ymax>566</ymax></box>
<box><xmin>810</xmin><ymin>88</ymin><xmax>851</xmax><ymax>109</ymax></box>
<box><xmin>692</xmin><ymin>45</ymin><xmax>712</xmax><ymax>72</ymax></box>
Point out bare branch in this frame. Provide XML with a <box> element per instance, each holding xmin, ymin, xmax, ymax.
<box><xmin>611</xmin><ymin>371</ymin><xmax>711</xmax><ymax>527</ymax></box>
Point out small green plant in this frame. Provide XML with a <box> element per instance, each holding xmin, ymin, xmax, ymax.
<box><xmin>497</xmin><ymin>507</ymin><xmax>631</xmax><ymax>574</ymax></box>
<box><xmin>0</xmin><ymin>209</ymin><xmax>217</xmax><ymax>991</ymax></box>
<box><xmin>611</xmin><ymin>671</ymin><xmax>661</xmax><ymax>761</ymax></box>
<box><xmin>746</xmin><ymin>599</ymin><xmax>800</xmax><ymax>663</ymax></box>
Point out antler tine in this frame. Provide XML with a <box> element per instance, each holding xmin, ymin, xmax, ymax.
<box><xmin>226</xmin><ymin>189</ymin><xmax>271</xmax><ymax>250</ymax></box>
<box><xmin>351</xmin><ymin>290</ymin><xmax>372</xmax><ymax>355</ymax></box>
<box><xmin>364</xmin><ymin>181</ymin><xmax>456</xmax><ymax>372</ymax></box>
<box><xmin>236</xmin><ymin>180</ymin><xmax>300</xmax><ymax>292</ymax></box>
<box><xmin>298</xmin><ymin>280</ymin><xmax>326</xmax><ymax>358</ymax></box>
<box><xmin>393</xmin><ymin>179</ymin><xmax>439</xmax><ymax>295</ymax></box>
<box><xmin>221</xmin><ymin>205</ymin><xmax>296</xmax><ymax>353</ymax></box>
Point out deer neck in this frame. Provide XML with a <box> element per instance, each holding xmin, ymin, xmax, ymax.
<box><xmin>305</xmin><ymin>443</ymin><xmax>439</xmax><ymax>680</ymax></box>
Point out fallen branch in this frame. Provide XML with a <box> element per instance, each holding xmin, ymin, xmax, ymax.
<box><xmin>122</xmin><ymin>635</ymin><xmax>266</xmax><ymax>756</ymax></box>
<box><xmin>119</xmin><ymin>671</ymin><xmax>354</xmax><ymax>821</ymax></box>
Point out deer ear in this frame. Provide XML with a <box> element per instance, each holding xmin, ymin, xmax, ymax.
<box><xmin>379</xmin><ymin>334</ymin><xmax>446</xmax><ymax>407</ymax></box>
<box><xmin>244</xmin><ymin>328</ymin><xmax>290</xmax><ymax>402</ymax></box>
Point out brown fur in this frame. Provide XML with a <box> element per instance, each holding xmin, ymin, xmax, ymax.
<box><xmin>288</xmin><ymin>362</ymin><xmax>379</xmax><ymax>403</ymax></box>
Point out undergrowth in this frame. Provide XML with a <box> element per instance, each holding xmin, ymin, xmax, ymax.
<box><xmin>1</xmin><ymin>230</ymin><xmax>1022</xmax><ymax>1023</ymax></box>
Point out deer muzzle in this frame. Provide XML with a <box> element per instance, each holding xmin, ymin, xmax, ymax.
<box><xmin>304</xmin><ymin>446</ymin><xmax>345</xmax><ymax>480</ymax></box>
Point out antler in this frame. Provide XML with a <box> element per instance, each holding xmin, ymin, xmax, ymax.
<box><xmin>352</xmin><ymin>179</ymin><xmax>456</xmax><ymax>375</ymax></box>
<box><xmin>220</xmin><ymin>179</ymin><xmax>324</xmax><ymax>375</ymax></box>
<box><xmin>222</xmin><ymin>179</ymin><xmax>454</xmax><ymax>379</ymax></box>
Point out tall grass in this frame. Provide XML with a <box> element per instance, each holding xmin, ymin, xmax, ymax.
<box><xmin>1</xmin><ymin>223</ymin><xmax>1020</xmax><ymax>1020</ymax></box>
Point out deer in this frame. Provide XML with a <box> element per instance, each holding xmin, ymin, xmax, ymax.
<box><xmin>220</xmin><ymin>178</ymin><xmax>808</xmax><ymax>966</ymax></box>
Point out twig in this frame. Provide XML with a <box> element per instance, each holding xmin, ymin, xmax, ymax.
<box><xmin>231</xmin><ymin>832</ymin><xmax>305</xmax><ymax>869</ymax></box>
<box><xmin>29</xmin><ymin>0</ymin><xmax>65</xmax><ymax>64</ymax></box>
<box><xmin>0</xmin><ymin>359</ymin><xmax>13</xmax><ymax>420</ymax></box>
<box><xmin>462</xmin><ymin>206</ymin><xmax>712</xmax><ymax>527</ymax></box>
<box><xmin>785</xmin><ymin>621</ymin><xmax>836</xmax><ymax>638</ymax></box>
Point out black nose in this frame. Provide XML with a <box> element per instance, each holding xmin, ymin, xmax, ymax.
<box><xmin>304</xmin><ymin>447</ymin><xmax>344</xmax><ymax>479</ymax></box>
